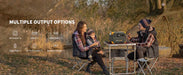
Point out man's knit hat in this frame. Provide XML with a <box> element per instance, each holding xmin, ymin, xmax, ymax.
<box><xmin>139</xmin><ymin>19</ymin><xmax>152</xmax><ymax>28</ymax></box>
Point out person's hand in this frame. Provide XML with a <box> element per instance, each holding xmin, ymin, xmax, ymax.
<box><xmin>127</xmin><ymin>33</ymin><xmax>132</xmax><ymax>40</ymax></box>
<box><xmin>97</xmin><ymin>50</ymin><xmax>104</xmax><ymax>55</ymax></box>
<box><xmin>90</xmin><ymin>42</ymin><xmax>99</xmax><ymax>47</ymax></box>
<box><xmin>93</xmin><ymin>42</ymin><xmax>99</xmax><ymax>46</ymax></box>
<box><xmin>149</xmin><ymin>26</ymin><xmax>153</xmax><ymax>31</ymax></box>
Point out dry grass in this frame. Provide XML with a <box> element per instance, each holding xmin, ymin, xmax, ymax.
<box><xmin>0</xmin><ymin>52</ymin><xmax>183</xmax><ymax>75</ymax></box>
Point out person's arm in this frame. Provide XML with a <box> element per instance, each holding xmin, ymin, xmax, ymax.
<box><xmin>128</xmin><ymin>33</ymin><xmax>139</xmax><ymax>43</ymax></box>
<box><xmin>87</xmin><ymin>39</ymin><xmax>101</xmax><ymax>48</ymax></box>
<box><xmin>74</xmin><ymin>35</ymin><xmax>90</xmax><ymax>52</ymax></box>
<box><xmin>97</xmin><ymin>42</ymin><xmax>101</xmax><ymax>47</ymax></box>
<box><xmin>86</xmin><ymin>39</ymin><xmax>93</xmax><ymax>46</ymax></box>
<box><xmin>94</xmin><ymin>38</ymin><xmax>101</xmax><ymax>47</ymax></box>
<box><xmin>137</xmin><ymin>33</ymin><xmax>155</xmax><ymax>47</ymax></box>
<box><xmin>130</xmin><ymin>37</ymin><xmax>140</xmax><ymax>43</ymax></box>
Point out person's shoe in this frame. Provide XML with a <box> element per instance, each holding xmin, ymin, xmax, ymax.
<box><xmin>103</xmin><ymin>69</ymin><xmax>109</xmax><ymax>75</ymax></box>
<box><xmin>88</xmin><ymin>55</ymin><xmax>93</xmax><ymax>61</ymax></box>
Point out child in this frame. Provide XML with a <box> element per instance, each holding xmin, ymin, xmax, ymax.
<box><xmin>87</xmin><ymin>29</ymin><xmax>104</xmax><ymax>61</ymax></box>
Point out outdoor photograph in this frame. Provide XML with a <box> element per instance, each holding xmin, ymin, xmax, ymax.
<box><xmin>0</xmin><ymin>0</ymin><xmax>183</xmax><ymax>75</ymax></box>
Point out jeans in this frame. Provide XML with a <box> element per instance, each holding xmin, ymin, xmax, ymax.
<box><xmin>128</xmin><ymin>46</ymin><xmax>147</xmax><ymax>60</ymax></box>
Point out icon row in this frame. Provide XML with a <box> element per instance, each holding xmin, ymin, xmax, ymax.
<box><xmin>9</xmin><ymin>43</ymin><xmax>63</xmax><ymax>52</ymax></box>
<box><xmin>9</xmin><ymin>30</ymin><xmax>63</xmax><ymax>40</ymax></box>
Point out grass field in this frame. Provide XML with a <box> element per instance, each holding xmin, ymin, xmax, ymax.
<box><xmin>0</xmin><ymin>51</ymin><xmax>183</xmax><ymax>75</ymax></box>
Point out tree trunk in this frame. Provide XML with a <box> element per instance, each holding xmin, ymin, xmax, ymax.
<box><xmin>149</xmin><ymin>0</ymin><xmax>164</xmax><ymax>14</ymax></box>
<box><xmin>162</xmin><ymin>0</ymin><xmax>167</xmax><ymax>12</ymax></box>
<box><xmin>149</xmin><ymin>0</ymin><xmax>154</xmax><ymax>13</ymax></box>
<box><xmin>157</xmin><ymin>0</ymin><xmax>162</xmax><ymax>9</ymax></box>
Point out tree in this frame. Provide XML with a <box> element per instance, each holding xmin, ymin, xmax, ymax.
<box><xmin>149</xmin><ymin>0</ymin><xmax>165</xmax><ymax>15</ymax></box>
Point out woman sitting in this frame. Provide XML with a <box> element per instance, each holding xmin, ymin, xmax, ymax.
<box><xmin>72</xmin><ymin>21</ymin><xmax>109</xmax><ymax>75</ymax></box>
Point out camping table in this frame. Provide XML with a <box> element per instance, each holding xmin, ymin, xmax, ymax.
<box><xmin>104</xmin><ymin>42</ymin><xmax>136</xmax><ymax>75</ymax></box>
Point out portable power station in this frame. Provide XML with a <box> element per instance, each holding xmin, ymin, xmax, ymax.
<box><xmin>109</xmin><ymin>31</ymin><xmax>127</xmax><ymax>44</ymax></box>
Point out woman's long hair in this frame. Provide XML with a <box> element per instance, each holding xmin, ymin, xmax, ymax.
<box><xmin>75</xmin><ymin>21</ymin><xmax>87</xmax><ymax>45</ymax></box>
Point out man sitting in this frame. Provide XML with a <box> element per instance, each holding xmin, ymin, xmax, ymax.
<box><xmin>127</xmin><ymin>19</ymin><xmax>159</xmax><ymax>71</ymax></box>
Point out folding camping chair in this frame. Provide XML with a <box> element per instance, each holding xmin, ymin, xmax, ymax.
<box><xmin>137</xmin><ymin>57</ymin><xmax>159</xmax><ymax>75</ymax></box>
<box><xmin>72</xmin><ymin>57</ymin><xmax>89</xmax><ymax>71</ymax></box>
